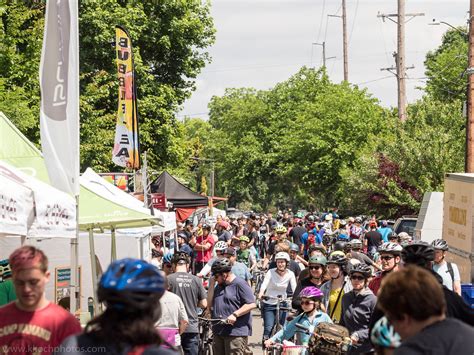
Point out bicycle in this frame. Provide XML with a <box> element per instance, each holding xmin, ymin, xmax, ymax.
<box><xmin>262</xmin><ymin>295</ymin><xmax>293</xmax><ymax>339</ymax></box>
<box><xmin>264</xmin><ymin>323</ymin><xmax>310</xmax><ymax>355</ymax></box>
<box><xmin>197</xmin><ymin>317</ymin><xmax>228</xmax><ymax>355</ymax></box>
<box><xmin>253</xmin><ymin>269</ymin><xmax>266</xmax><ymax>308</ymax></box>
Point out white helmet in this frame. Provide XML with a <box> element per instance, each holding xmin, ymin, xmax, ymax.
<box><xmin>275</xmin><ymin>252</ymin><xmax>290</xmax><ymax>262</ymax></box>
<box><xmin>214</xmin><ymin>241</ymin><xmax>227</xmax><ymax>251</ymax></box>
<box><xmin>325</xmin><ymin>214</ymin><xmax>333</xmax><ymax>221</ymax></box>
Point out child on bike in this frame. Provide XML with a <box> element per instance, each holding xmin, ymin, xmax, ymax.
<box><xmin>264</xmin><ymin>286</ymin><xmax>332</xmax><ymax>353</ymax></box>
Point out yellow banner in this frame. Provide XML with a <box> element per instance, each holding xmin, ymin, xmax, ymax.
<box><xmin>112</xmin><ymin>26</ymin><xmax>140</xmax><ymax>169</ymax></box>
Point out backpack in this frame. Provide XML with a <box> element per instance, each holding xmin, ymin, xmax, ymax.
<box><xmin>308</xmin><ymin>323</ymin><xmax>351</xmax><ymax>355</ymax></box>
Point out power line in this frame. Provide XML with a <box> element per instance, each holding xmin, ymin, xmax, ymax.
<box><xmin>355</xmin><ymin>75</ymin><xmax>394</xmax><ymax>85</ymax></box>
<box><xmin>315</xmin><ymin>0</ymin><xmax>326</xmax><ymax>44</ymax></box>
<box><xmin>348</xmin><ymin>0</ymin><xmax>359</xmax><ymax>46</ymax></box>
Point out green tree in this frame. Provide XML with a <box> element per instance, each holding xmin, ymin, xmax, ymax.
<box><xmin>424</xmin><ymin>27</ymin><xmax>468</xmax><ymax>102</ymax></box>
<box><xmin>0</xmin><ymin>0</ymin><xmax>215</xmax><ymax>173</ymax></box>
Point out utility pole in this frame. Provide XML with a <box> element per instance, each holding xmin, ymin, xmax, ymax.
<box><xmin>397</xmin><ymin>0</ymin><xmax>406</xmax><ymax>121</ymax></box>
<box><xmin>378</xmin><ymin>2</ymin><xmax>424</xmax><ymax>121</ymax></box>
<box><xmin>312</xmin><ymin>42</ymin><xmax>336</xmax><ymax>69</ymax></box>
<box><xmin>342</xmin><ymin>0</ymin><xmax>349</xmax><ymax>81</ymax></box>
<box><xmin>466</xmin><ymin>0</ymin><xmax>474</xmax><ymax>172</ymax></box>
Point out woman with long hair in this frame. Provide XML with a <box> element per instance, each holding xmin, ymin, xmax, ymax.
<box><xmin>57</xmin><ymin>258</ymin><xmax>177</xmax><ymax>354</ymax></box>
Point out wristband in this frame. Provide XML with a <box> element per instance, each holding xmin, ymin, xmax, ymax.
<box><xmin>232</xmin><ymin>312</ymin><xmax>238</xmax><ymax>318</ymax></box>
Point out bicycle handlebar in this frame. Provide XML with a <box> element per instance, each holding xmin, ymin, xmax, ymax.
<box><xmin>262</xmin><ymin>295</ymin><xmax>292</xmax><ymax>301</ymax></box>
<box><xmin>198</xmin><ymin>317</ymin><xmax>229</xmax><ymax>324</ymax></box>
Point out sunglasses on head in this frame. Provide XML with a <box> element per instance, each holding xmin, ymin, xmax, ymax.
<box><xmin>381</xmin><ymin>255</ymin><xmax>394</xmax><ymax>261</ymax></box>
<box><xmin>309</xmin><ymin>265</ymin><xmax>322</xmax><ymax>270</ymax></box>
<box><xmin>301</xmin><ymin>300</ymin><xmax>315</xmax><ymax>306</ymax></box>
<box><xmin>350</xmin><ymin>275</ymin><xmax>365</xmax><ymax>281</ymax></box>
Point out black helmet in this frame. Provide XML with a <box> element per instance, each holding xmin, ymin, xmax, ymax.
<box><xmin>402</xmin><ymin>241</ymin><xmax>434</xmax><ymax>266</ymax></box>
<box><xmin>211</xmin><ymin>258</ymin><xmax>232</xmax><ymax>274</ymax></box>
<box><xmin>333</xmin><ymin>241</ymin><xmax>347</xmax><ymax>252</ymax></box>
<box><xmin>327</xmin><ymin>251</ymin><xmax>347</xmax><ymax>266</ymax></box>
<box><xmin>431</xmin><ymin>239</ymin><xmax>448</xmax><ymax>251</ymax></box>
<box><xmin>349</xmin><ymin>263</ymin><xmax>372</xmax><ymax>278</ymax></box>
<box><xmin>172</xmin><ymin>251</ymin><xmax>190</xmax><ymax>264</ymax></box>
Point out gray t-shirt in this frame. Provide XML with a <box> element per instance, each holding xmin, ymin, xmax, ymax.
<box><xmin>155</xmin><ymin>291</ymin><xmax>188</xmax><ymax>328</ymax></box>
<box><xmin>168</xmin><ymin>272</ymin><xmax>207</xmax><ymax>333</ymax></box>
<box><xmin>232</xmin><ymin>262</ymin><xmax>252</xmax><ymax>282</ymax></box>
<box><xmin>212</xmin><ymin>276</ymin><xmax>255</xmax><ymax>337</ymax></box>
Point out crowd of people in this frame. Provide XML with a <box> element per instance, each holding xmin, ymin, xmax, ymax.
<box><xmin>0</xmin><ymin>211</ymin><xmax>473</xmax><ymax>354</ymax></box>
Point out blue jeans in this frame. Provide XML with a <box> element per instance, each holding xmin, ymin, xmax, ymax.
<box><xmin>262</xmin><ymin>302</ymin><xmax>288</xmax><ymax>338</ymax></box>
<box><xmin>181</xmin><ymin>332</ymin><xmax>199</xmax><ymax>355</ymax></box>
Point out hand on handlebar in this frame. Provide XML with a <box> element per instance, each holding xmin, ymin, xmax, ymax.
<box><xmin>264</xmin><ymin>339</ymin><xmax>274</xmax><ymax>348</ymax></box>
<box><xmin>226</xmin><ymin>314</ymin><xmax>237</xmax><ymax>325</ymax></box>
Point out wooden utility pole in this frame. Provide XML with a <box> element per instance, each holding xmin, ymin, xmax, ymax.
<box><xmin>378</xmin><ymin>3</ymin><xmax>424</xmax><ymax>121</ymax></box>
<box><xmin>397</xmin><ymin>0</ymin><xmax>406</xmax><ymax>121</ymax></box>
<box><xmin>342</xmin><ymin>0</ymin><xmax>349</xmax><ymax>81</ymax></box>
<box><xmin>466</xmin><ymin>0</ymin><xmax>474</xmax><ymax>172</ymax></box>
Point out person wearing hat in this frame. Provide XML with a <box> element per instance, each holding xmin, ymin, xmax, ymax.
<box><xmin>0</xmin><ymin>259</ymin><xmax>16</xmax><ymax>306</ymax></box>
<box><xmin>177</xmin><ymin>231</ymin><xmax>193</xmax><ymax>258</ymax></box>
<box><xmin>224</xmin><ymin>247</ymin><xmax>252</xmax><ymax>285</ymax></box>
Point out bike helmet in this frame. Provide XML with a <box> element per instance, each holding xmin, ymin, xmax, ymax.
<box><xmin>307</xmin><ymin>215</ymin><xmax>315</xmax><ymax>222</ymax></box>
<box><xmin>172</xmin><ymin>251</ymin><xmax>190</xmax><ymax>264</ymax></box>
<box><xmin>308</xmin><ymin>255</ymin><xmax>327</xmax><ymax>266</ymax></box>
<box><xmin>299</xmin><ymin>286</ymin><xmax>323</xmax><ymax>300</ymax></box>
<box><xmin>349</xmin><ymin>263</ymin><xmax>372</xmax><ymax>278</ymax></box>
<box><xmin>431</xmin><ymin>239</ymin><xmax>448</xmax><ymax>251</ymax></box>
<box><xmin>290</xmin><ymin>243</ymin><xmax>300</xmax><ymax>253</ymax></box>
<box><xmin>211</xmin><ymin>258</ymin><xmax>233</xmax><ymax>274</ymax></box>
<box><xmin>177</xmin><ymin>232</ymin><xmax>188</xmax><ymax>242</ymax></box>
<box><xmin>348</xmin><ymin>217</ymin><xmax>355</xmax><ymax>223</ymax></box>
<box><xmin>214</xmin><ymin>241</ymin><xmax>228</xmax><ymax>251</ymax></box>
<box><xmin>339</xmin><ymin>219</ymin><xmax>347</xmax><ymax>227</ymax></box>
<box><xmin>349</xmin><ymin>239</ymin><xmax>363</xmax><ymax>249</ymax></box>
<box><xmin>0</xmin><ymin>259</ymin><xmax>12</xmax><ymax>279</ymax></box>
<box><xmin>398</xmin><ymin>232</ymin><xmax>412</xmax><ymax>246</ymax></box>
<box><xmin>355</xmin><ymin>217</ymin><xmax>362</xmax><ymax>223</ymax></box>
<box><xmin>378</xmin><ymin>242</ymin><xmax>403</xmax><ymax>255</ymax></box>
<box><xmin>239</xmin><ymin>236</ymin><xmax>250</xmax><ymax>244</ymax></box>
<box><xmin>162</xmin><ymin>253</ymin><xmax>173</xmax><ymax>264</ymax></box>
<box><xmin>202</xmin><ymin>224</ymin><xmax>212</xmax><ymax>231</ymax></box>
<box><xmin>370</xmin><ymin>316</ymin><xmax>401</xmax><ymax>349</ymax></box>
<box><xmin>327</xmin><ymin>251</ymin><xmax>347</xmax><ymax>266</ymax></box>
<box><xmin>324</xmin><ymin>214</ymin><xmax>333</xmax><ymax>221</ymax></box>
<box><xmin>275</xmin><ymin>226</ymin><xmax>287</xmax><ymax>234</ymax></box>
<box><xmin>402</xmin><ymin>241</ymin><xmax>434</xmax><ymax>266</ymax></box>
<box><xmin>98</xmin><ymin>258</ymin><xmax>165</xmax><ymax>310</ymax></box>
<box><xmin>333</xmin><ymin>241</ymin><xmax>347</xmax><ymax>252</ymax></box>
<box><xmin>336</xmin><ymin>233</ymin><xmax>349</xmax><ymax>241</ymax></box>
<box><xmin>275</xmin><ymin>251</ymin><xmax>290</xmax><ymax>262</ymax></box>
<box><xmin>308</xmin><ymin>243</ymin><xmax>327</xmax><ymax>255</ymax></box>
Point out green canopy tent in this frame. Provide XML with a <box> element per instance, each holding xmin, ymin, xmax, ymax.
<box><xmin>0</xmin><ymin>112</ymin><xmax>161</xmax><ymax>311</ymax></box>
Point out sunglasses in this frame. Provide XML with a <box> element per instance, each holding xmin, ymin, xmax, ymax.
<box><xmin>350</xmin><ymin>275</ymin><xmax>365</xmax><ymax>281</ymax></box>
<box><xmin>163</xmin><ymin>263</ymin><xmax>172</xmax><ymax>268</ymax></box>
<box><xmin>309</xmin><ymin>265</ymin><xmax>322</xmax><ymax>270</ymax></box>
<box><xmin>301</xmin><ymin>300</ymin><xmax>315</xmax><ymax>306</ymax></box>
<box><xmin>216</xmin><ymin>251</ymin><xmax>224</xmax><ymax>255</ymax></box>
<box><xmin>381</xmin><ymin>255</ymin><xmax>394</xmax><ymax>261</ymax></box>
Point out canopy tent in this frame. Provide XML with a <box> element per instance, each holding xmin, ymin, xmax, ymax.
<box><xmin>0</xmin><ymin>160</ymin><xmax>76</xmax><ymax>238</ymax></box>
<box><xmin>0</xmin><ymin>112</ymin><xmax>163</xmax><ymax>311</ymax></box>
<box><xmin>150</xmin><ymin>171</ymin><xmax>209</xmax><ymax>221</ymax></box>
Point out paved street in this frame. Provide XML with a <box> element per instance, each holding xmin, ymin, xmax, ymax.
<box><xmin>249</xmin><ymin>309</ymin><xmax>264</xmax><ymax>355</ymax></box>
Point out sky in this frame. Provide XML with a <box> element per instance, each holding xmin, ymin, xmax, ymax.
<box><xmin>180</xmin><ymin>0</ymin><xmax>469</xmax><ymax>119</ymax></box>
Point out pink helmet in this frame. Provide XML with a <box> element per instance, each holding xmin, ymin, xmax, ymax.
<box><xmin>299</xmin><ymin>286</ymin><xmax>323</xmax><ymax>299</ymax></box>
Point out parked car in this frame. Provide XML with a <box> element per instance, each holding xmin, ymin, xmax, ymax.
<box><xmin>393</xmin><ymin>215</ymin><xmax>418</xmax><ymax>237</ymax></box>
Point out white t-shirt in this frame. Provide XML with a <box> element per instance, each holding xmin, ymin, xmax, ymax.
<box><xmin>260</xmin><ymin>268</ymin><xmax>297</xmax><ymax>305</ymax></box>
<box><xmin>433</xmin><ymin>261</ymin><xmax>460</xmax><ymax>291</ymax></box>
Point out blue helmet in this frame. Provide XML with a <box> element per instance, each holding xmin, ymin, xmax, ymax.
<box><xmin>371</xmin><ymin>316</ymin><xmax>401</xmax><ymax>349</ymax></box>
<box><xmin>162</xmin><ymin>252</ymin><xmax>173</xmax><ymax>264</ymax></box>
<box><xmin>98</xmin><ymin>258</ymin><xmax>165</xmax><ymax>310</ymax></box>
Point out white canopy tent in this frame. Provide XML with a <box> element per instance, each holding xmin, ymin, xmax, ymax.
<box><xmin>0</xmin><ymin>160</ymin><xmax>76</xmax><ymax>238</ymax></box>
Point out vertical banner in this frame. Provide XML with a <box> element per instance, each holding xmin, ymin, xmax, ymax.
<box><xmin>112</xmin><ymin>26</ymin><xmax>140</xmax><ymax>169</ymax></box>
<box><xmin>39</xmin><ymin>0</ymin><xmax>80</xmax><ymax>196</ymax></box>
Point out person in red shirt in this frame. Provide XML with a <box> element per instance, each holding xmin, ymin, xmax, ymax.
<box><xmin>0</xmin><ymin>246</ymin><xmax>81</xmax><ymax>354</ymax></box>
<box><xmin>192</xmin><ymin>224</ymin><xmax>215</xmax><ymax>274</ymax></box>
<box><xmin>368</xmin><ymin>242</ymin><xmax>402</xmax><ymax>295</ymax></box>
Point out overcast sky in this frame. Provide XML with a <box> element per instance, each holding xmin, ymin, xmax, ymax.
<box><xmin>180</xmin><ymin>0</ymin><xmax>469</xmax><ymax>119</ymax></box>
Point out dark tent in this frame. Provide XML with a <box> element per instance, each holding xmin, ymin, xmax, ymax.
<box><xmin>150</xmin><ymin>171</ymin><xmax>208</xmax><ymax>208</ymax></box>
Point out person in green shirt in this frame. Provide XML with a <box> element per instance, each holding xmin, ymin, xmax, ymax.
<box><xmin>0</xmin><ymin>259</ymin><xmax>16</xmax><ymax>306</ymax></box>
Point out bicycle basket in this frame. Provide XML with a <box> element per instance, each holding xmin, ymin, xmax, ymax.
<box><xmin>308</xmin><ymin>322</ymin><xmax>351</xmax><ymax>355</ymax></box>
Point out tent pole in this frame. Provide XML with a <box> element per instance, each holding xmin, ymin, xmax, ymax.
<box><xmin>111</xmin><ymin>227</ymin><xmax>117</xmax><ymax>262</ymax></box>
<box><xmin>88</xmin><ymin>228</ymin><xmax>99</xmax><ymax>314</ymax></box>
<box><xmin>70</xmin><ymin>195</ymin><xmax>80</xmax><ymax>313</ymax></box>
